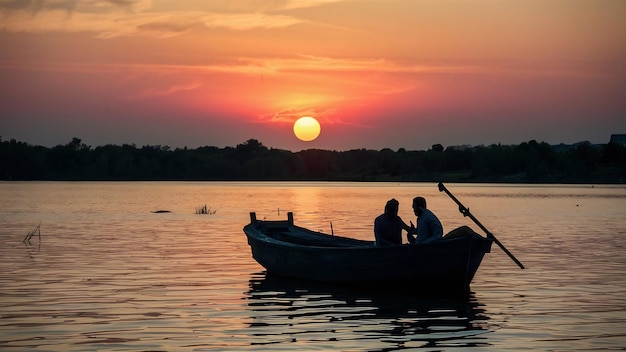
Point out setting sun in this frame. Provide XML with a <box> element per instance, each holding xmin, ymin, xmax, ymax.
<box><xmin>293</xmin><ymin>116</ymin><xmax>321</xmax><ymax>142</ymax></box>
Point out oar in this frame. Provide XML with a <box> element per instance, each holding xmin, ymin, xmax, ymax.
<box><xmin>438</xmin><ymin>182</ymin><xmax>525</xmax><ymax>269</ymax></box>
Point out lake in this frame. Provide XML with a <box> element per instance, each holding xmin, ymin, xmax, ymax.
<box><xmin>1</xmin><ymin>181</ymin><xmax>625</xmax><ymax>351</ymax></box>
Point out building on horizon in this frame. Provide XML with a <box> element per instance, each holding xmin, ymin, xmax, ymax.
<box><xmin>610</xmin><ymin>134</ymin><xmax>626</xmax><ymax>145</ymax></box>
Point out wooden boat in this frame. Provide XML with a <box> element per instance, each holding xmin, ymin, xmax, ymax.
<box><xmin>244</xmin><ymin>212</ymin><xmax>494</xmax><ymax>293</ymax></box>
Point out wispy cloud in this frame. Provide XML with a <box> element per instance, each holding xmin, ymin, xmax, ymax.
<box><xmin>238</xmin><ymin>55</ymin><xmax>485</xmax><ymax>75</ymax></box>
<box><xmin>134</xmin><ymin>82</ymin><xmax>201</xmax><ymax>98</ymax></box>
<box><xmin>1</xmin><ymin>54</ymin><xmax>601</xmax><ymax>81</ymax></box>
<box><xmin>200</xmin><ymin>12</ymin><xmax>304</xmax><ymax>31</ymax></box>
<box><xmin>279</xmin><ymin>0</ymin><xmax>349</xmax><ymax>10</ymax></box>
<box><xmin>257</xmin><ymin>106</ymin><xmax>372</xmax><ymax>128</ymax></box>
<box><xmin>259</xmin><ymin>107</ymin><xmax>330</xmax><ymax>123</ymax></box>
<box><xmin>0</xmin><ymin>0</ymin><xmax>306</xmax><ymax>38</ymax></box>
<box><xmin>170</xmin><ymin>0</ymin><xmax>350</xmax><ymax>13</ymax></box>
<box><xmin>0</xmin><ymin>0</ymin><xmax>152</xmax><ymax>14</ymax></box>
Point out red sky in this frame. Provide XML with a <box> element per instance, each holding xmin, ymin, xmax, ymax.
<box><xmin>1</xmin><ymin>0</ymin><xmax>625</xmax><ymax>151</ymax></box>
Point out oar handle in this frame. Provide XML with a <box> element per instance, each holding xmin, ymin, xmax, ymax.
<box><xmin>438</xmin><ymin>182</ymin><xmax>472</xmax><ymax>218</ymax></box>
<box><xmin>438</xmin><ymin>182</ymin><xmax>525</xmax><ymax>269</ymax></box>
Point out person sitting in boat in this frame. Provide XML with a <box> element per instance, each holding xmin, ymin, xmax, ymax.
<box><xmin>374</xmin><ymin>198</ymin><xmax>412</xmax><ymax>246</ymax></box>
<box><xmin>407</xmin><ymin>196</ymin><xmax>443</xmax><ymax>244</ymax></box>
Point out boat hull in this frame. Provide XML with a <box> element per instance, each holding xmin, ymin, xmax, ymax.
<box><xmin>244</xmin><ymin>213</ymin><xmax>492</xmax><ymax>293</ymax></box>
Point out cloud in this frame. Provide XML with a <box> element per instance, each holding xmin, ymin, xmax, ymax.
<box><xmin>0</xmin><ymin>0</ymin><xmax>306</xmax><ymax>38</ymax></box>
<box><xmin>0</xmin><ymin>54</ymin><xmax>479</xmax><ymax>78</ymax></box>
<box><xmin>0</xmin><ymin>0</ymin><xmax>152</xmax><ymax>14</ymax></box>
<box><xmin>166</xmin><ymin>0</ymin><xmax>349</xmax><ymax>13</ymax></box>
<box><xmin>200</xmin><ymin>12</ymin><xmax>303</xmax><ymax>31</ymax></box>
<box><xmin>1</xmin><ymin>52</ymin><xmax>598</xmax><ymax>82</ymax></box>
<box><xmin>280</xmin><ymin>0</ymin><xmax>349</xmax><ymax>10</ymax></box>
<box><xmin>0</xmin><ymin>11</ymin><xmax>304</xmax><ymax>38</ymax></box>
<box><xmin>260</xmin><ymin>107</ymin><xmax>320</xmax><ymax>123</ymax></box>
<box><xmin>258</xmin><ymin>106</ymin><xmax>340</xmax><ymax>125</ymax></box>
<box><xmin>134</xmin><ymin>82</ymin><xmax>201</xmax><ymax>98</ymax></box>
<box><xmin>0</xmin><ymin>0</ymin><xmax>360</xmax><ymax>38</ymax></box>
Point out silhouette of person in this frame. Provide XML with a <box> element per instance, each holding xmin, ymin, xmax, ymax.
<box><xmin>407</xmin><ymin>196</ymin><xmax>443</xmax><ymax>244</ymax></box>
<box><xmin>374</xmin><ymin>198</ymin><xmax>412</xmax><ymax>246</ymax></box>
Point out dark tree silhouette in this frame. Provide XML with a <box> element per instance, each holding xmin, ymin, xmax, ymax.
<box><xmin>0</xmin><ymin>137</ymin><xmax>624</xmax><ymax>183</ymax></box>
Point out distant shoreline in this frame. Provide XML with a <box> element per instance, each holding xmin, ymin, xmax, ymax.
<box><xmin>0</xmin><ymin>179</ymin><xmax>622</xmax><ymax>186</ymax></box>
<box><xmin>1</xmin><ymin>138</ymin><xmax>625</xmax><ymax>184</ymax></box>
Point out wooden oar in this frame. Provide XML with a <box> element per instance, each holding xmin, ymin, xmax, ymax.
<box><xmin>438</xmin><ymin>182</ymin><xmax>525</xmax><ymax>269</ymax></box>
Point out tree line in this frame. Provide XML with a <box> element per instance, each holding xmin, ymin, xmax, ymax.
<box><xmin>1</xmin><ymin>137</ymin><xmax>625</xmax><ymax>183</ymax></box>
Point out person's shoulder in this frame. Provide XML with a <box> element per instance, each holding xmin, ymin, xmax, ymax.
<box><xmin>423</xmin><ymin>209</ymin><xmax>435</xmax><ymax>218</ymax></box>
<box><xmin>428</xmin><ymin>209</ymin><xmax>441</xmax><ymax>217</ymax></box>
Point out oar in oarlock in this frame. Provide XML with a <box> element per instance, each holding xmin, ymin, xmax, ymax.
<box><xmin>438</xmin><ymin>182</ymin><xmax>525</xmax><ymax>269</ymax></box>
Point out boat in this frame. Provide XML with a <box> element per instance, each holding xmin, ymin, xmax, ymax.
<box><xmin>243</xmin><ymin>212</ymin><xmax>494</xmax><ymax>293</ymax></box>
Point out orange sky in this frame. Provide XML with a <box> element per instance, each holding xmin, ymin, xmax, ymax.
<box><xmin>1</xmin><ymin>0</ymin><xmax>625</xmax><ymax>151</ymax></box>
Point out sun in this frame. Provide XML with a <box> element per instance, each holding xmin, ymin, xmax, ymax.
<box><xmin>293</xmin><ymin>116</ymin><xmax>321</xmax><ymax>142</ymax></box>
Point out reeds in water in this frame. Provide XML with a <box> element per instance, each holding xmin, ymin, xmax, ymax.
<box><xmin>195</xmin><ymin>204</ymin><xmax>217</xmax><ymax>215</ymax></box>
<box><xmin>23</xmin><ymin>223</ymin><xmax>41</xmax><ymax>243</ymax></box>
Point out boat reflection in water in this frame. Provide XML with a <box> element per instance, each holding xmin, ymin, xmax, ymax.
<box><xmin>245</xmin><ymin>272</ymin><xmax>492</xmax><ymax>350</ymax></box>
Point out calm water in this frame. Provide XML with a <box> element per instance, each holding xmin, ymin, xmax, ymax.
<box><xmin>1</xmin><ymin>181</ymin><xmax>625</xmax><ymax>351</ymax></box>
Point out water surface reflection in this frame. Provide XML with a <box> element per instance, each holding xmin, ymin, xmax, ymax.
<box><xmin>245</xmin><ymin>272</ymin><xmax>493</xmax><ymax>350</ymax></box>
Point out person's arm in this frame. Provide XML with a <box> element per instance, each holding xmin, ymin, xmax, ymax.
<box><xmin>415</xmin><ymin>217</ymin><xmax>434</xmax><ymax>243</ymax></box>
<box><xmin>406</xmin><ymin>219</ymin><xmax>416</xmax><ymax>244</ymax></box>
<box><xmin>399</xmin><ymin>217</ymin><xmax>412</xmax><ymax>232</ymax></box>
<box><xmin>398</xmin><ymin>217</ymin><xmax>417</xmax><ymax>243</ymax></box>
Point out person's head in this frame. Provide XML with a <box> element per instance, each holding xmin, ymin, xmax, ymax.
<box><xmin>412</xmin><ymin>196</ymin><xmax>426</xmax><ymax>216</ymax></box>
<box><xmin>384</xmin><ymin>198</ymin><xmax>399</xmax><ymax>218</ymax></box>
